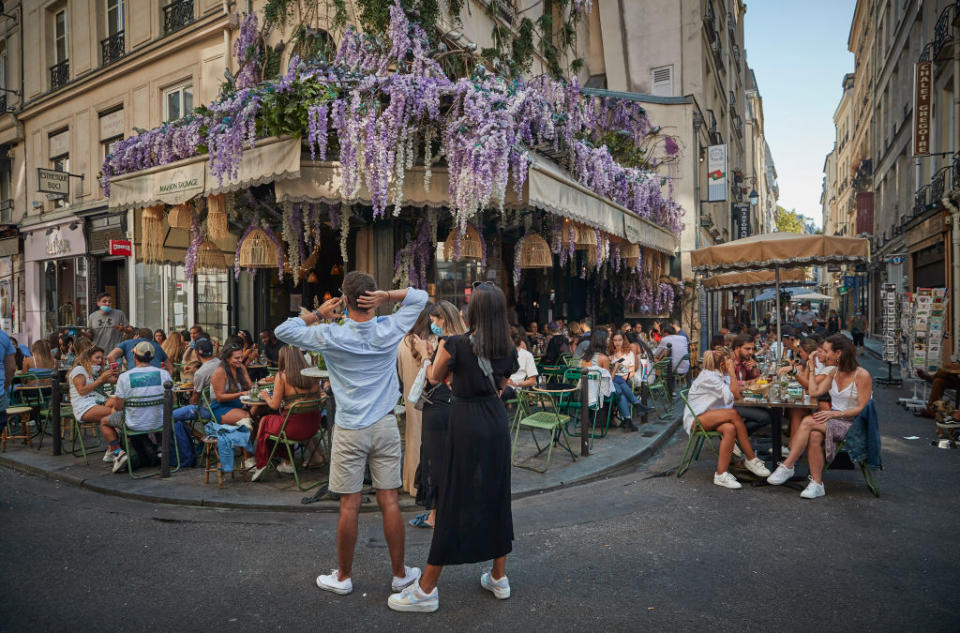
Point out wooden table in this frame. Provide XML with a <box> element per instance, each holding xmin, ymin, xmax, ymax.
<box><xmin>734</xmin><ymin>396</ymin><xmax>818</xmax><ymax>464</ymax></box>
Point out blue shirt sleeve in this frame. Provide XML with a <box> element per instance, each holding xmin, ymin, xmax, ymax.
<box><xmin>274</xmin><ymin>317</ymin><xmax>331</xmax><ymax>353</ymax></box>
<box><xmin>0</xmin><ymin>332</ymin><xmax>14</xmax><ymax>356</ymax></box>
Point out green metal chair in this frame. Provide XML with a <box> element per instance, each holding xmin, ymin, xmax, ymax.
<box><xmin>558</xmin><ymin>368</ymin><xmax>614</xmax><ymax>444</ymax></box>
<box><xmin>647</xmin><ymin>359</ymin><xmax>674</xmax><ymax>416</ymax></box>
<box><xmin>119</xmin><ymin>395</ymin><xmax>181</xmax><ymax>479</ymax></box>
<box><xmin>676</xmin><ymin>389</ymin><xmax>723</xmax><ymax>478</ymax></box>
<box><xmin>511</xmin><ymin>388</ymin><xmax>576</xmax><ymax>473</ymax></box>
<box><xmin>675</xmin><ymin>354</ymin><xmax>692</xmax><ymax>389</ymax></box>
<box><xmin>262</xmin><ymin>398</ymin><xmax>327</xmax><ymax>491</ymax></box>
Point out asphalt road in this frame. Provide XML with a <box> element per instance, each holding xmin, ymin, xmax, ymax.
<box><xmin>2</xmin><ymin>352</ymin><xmax>958</xmax><ymax>633</ymax></box>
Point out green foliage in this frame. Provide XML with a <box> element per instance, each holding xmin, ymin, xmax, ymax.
<box><xmin>256</xmin><ymin>80</ymin><xmax>339</xmax><ymax>140</ymax></box>
<box><xmin>775</xmin><ymin>206</ymin><xmax>805</xmax><ymax>233</ymax></box>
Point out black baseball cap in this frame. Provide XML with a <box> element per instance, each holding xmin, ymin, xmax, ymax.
<box><xmin>195</xmin><ymin>338</ymin><xmax>214</xmax><ymax>358</ymax></box>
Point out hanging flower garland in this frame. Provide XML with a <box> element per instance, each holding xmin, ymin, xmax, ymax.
<box><xmin>393</xmin><ymin>219</ymin><xmax>433</xmax><ymax>288</ymax></box>
<box><xmin>184</xmin><ymin>210</ymin><xmax>201</xmax><ymax>279</ymax></box>
<box><xmin>339</xmin><ymin>204</ymin><xmax>351</xmax><ymax>263</ymax></box>
<box><xmin>282</xmin><ymin>202</ymin><xmax>303</xmax><ymax>284</ymax></box>
<box><xmin>513</xmin><ymin>235</ymin><xmax>524</xmax><ymax>287</ymax></box>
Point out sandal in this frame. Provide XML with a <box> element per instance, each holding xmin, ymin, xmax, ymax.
<box><xmin>408</xmin><ymin>513</ymin><xmax>434</xmax><ymax>529</ymax></box>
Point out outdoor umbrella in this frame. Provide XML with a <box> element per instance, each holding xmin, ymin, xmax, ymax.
<box><xmin>691</xmin><ymin>232</ymin><xmax>870</xmax><ymax>361</ymax></box>
<box><xmin>789</xmin><ymin>290</ymin><xmax>833</xmax><ymax>302</ymax></box>
<box><xmin>703</xmin><ymin>269</ymin><xmax>813</xmax><ymax>330</ymax></box>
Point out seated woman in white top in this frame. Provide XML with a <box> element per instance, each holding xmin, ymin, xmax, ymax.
<box><xmin>683</xmin><ymin>350</ymin><xmax>771</xmax><ymax>489</ymax></box>
<box><xmin>767</xmin><ymin>334</ymin><xmax>872</xmax><ymax>499</ymax></box>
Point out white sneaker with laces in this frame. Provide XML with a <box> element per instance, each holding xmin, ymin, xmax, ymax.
<box><xmin>743</xmin><ymin>457</ymin><xmax>771</xmax><ymax>478</ymax></box>
<box><xmin>277</xmin><ymin>461</ymin><xmax>295</xmax><ymax>474</ymax></box>
<box><xmin>387</xmin><ymin>582</ymin><xmax>439</xmax><ymax>612</ymax></box>
<box><xmin>111</xmin><ymin>450</ymin><xmax>128</xmax><ymax>473</ymax></box>
<box><xmin>766</xmin><ymin>462</ymin><xmax>795</xmax><ymax>485</ymax></box>
<box><xmin>713</xmin><ymin>471</ymin><xmax>743</xmax><ymax>489</ymax></box>
<box><xmin>315</xmin><ymin>570</ymin><xmax>353</xmax><ymax>595</ymax></box>
<box><xmin>480</xmin><ymin>571</ymin><xmax>511</xmax><ymax>599</ymax></box>
<box><xmin>800</xmin><ymin>477</ymin><xmax>826</xmax><ymax>499</ymax></box>
<box><xmin>392</xmin><ymin>566</ymin><xmax>422</xmax><ymax>592</ymax></box>
<box><xmin>102</xmin><ymin>450</ymin><xmax>116</xmax><ymax>463</ymax></box>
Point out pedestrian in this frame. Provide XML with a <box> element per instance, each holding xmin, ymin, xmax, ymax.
<box><xmin>389</xmin><ymin>283</ymin><xmax>517</xmax><ymax>613</ymax></box>
<box><xmin>848</xmin><ymin>311</ymin><xmax>867</xmax><ymax>354</ymax></box>
<box><xmin>0</xmin><ymin>328</ymin><xmax>15</xmax><ymax>434</ymax></box>
<box><xmin>274</xmin><ymin>271</ymin><xmax>425</xmax><ymax>597</ymax></box>
<box><xmin>826</xmin><ymin>309</ymin><xmax>841</xmax><ymax>335</ymax></box>
<box><xmin>87</xmin><ymin>293</ymin><xmax>128</xmax><ymax>353</ymax></box>
<box><xmin>397</xmin><ymin>301</ymin><xmax>436</xmax><ymax>498</ymax></box>
<box><xmin>409</xmin><ymin>300</ymin><xmax>467</xmax><ymax>530</ymax></box>
<box><xmin>768</xmin><ymin>334</ymin><xmax>873</xmax><ymax>499</ymax></box>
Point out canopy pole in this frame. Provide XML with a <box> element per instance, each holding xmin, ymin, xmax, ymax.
<box><xmin>775</xmin><ymin>267</ymin><xmax>781</xmax><ymax>363</ymax></box>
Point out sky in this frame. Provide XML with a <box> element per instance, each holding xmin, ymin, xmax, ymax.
<box><xmin>744</xmin><ymin>0</ymin><xmax>857</xmax><ymax>227</ymax></box>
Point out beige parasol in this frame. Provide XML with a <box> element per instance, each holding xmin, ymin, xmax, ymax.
<box><xmin>701</xmin><ymin>269</ymin><xmax>811</xmax><ymax>290</ymax></box>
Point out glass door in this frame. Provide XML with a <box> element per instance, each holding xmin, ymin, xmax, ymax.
<box><xmin>196</xmin><ymin>270</ymin><xmax>230</xmax><ymax>344</ymax></box>
<box><xmin>166</xmin><ymin>264</ymin><xmax>189</xmax><ymax>331</ymax></box>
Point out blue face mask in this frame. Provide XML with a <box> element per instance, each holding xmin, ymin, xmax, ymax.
<box><xmin>430</xmin><ymin>323</ymin><xmax>443</xmax><ymax>336</ymax></box>
<box><xmin>99</xmin><ymin>305</ymin><xmax>112</xmax><ymax>313</ymax></box>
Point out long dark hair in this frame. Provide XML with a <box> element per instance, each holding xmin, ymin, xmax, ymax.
<box><xmin>588</xmin><ymin>330</ymin><xmax>608</xmax><ymax>357</ymax></box>
<box><xmin>825</xmin><ymin>334</ymin><xmax>858</xmax><ymax>373</ymax></box>
<box><xmin>219</xmin><ymin>343</ymin><xmax>250</xmax><ymax>392</ymax></box>
<box><xmin>466</xmin><ymin>284</ymin><xmax>512</xmax><ymax>360</ymax></box>
<box><xmin>405</xmin><ymin>301</ymin><xmax>435</xmax><ymax>361</ymax></box>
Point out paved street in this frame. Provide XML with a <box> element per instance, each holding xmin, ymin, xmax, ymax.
<box><xmin>2</xmin><ymin>352</ymin><xmax>958</xmax><ymax>633</ymax></box>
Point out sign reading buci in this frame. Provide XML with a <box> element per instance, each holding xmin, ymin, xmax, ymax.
<box><xmin>37</xmin><ymin>168</ymin><xmax>70</xmax><ymax>196</ymax></box>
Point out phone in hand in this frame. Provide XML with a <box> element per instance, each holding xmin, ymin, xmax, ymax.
<box><xmin>109</xmin><ymin>361</ymin><xmax>120</xmax><ymax>373</ymax></box>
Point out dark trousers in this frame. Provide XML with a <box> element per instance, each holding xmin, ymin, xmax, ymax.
<box><xmin>735</xmin><ymin>405</ymin><xmax>773</xmax><ymax>434</ymax></box>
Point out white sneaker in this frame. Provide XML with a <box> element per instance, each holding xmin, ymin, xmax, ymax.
<box><xmin>392</xmin><ymin>565</ymin><xmax>422</xmax><ymax>592</ymax></box>
<box><xmin>315</xmin><ymin>570</ymin><xmax>353</xmax><ymax>595</ymax></box>
<box><xmin>732</xmin><ymin>444</ymin><xmax>744</xmax><ymax>459</ymax></box>
<box><xmin>387</xmin><ymin>582</ymin><xmax>439</xmax><ymax>612</ymax></box>
<box><xmin>480</xmin><ymin>571</ymin><xmax>511</xmax><ymax>599</ymax></box>
<box><xmin>277</xmin><ymin>461</ymin><xmax>295</xmax><ymax>474</ymax></box>
<box><xmin>111</xmin><ymin>450</ymin><xmax>129</xmax><ymax>473</ymax></box>
<box><xmin>243</xmin><ymin>457</ymin><xmax>257</xmax><ymax>470</ymax></box>
<box><xmin>766</xmin><ymin>463</ymin><xmax>795</xmax><ymax>485</ymax></box>
<box><xmin>713</xmin><ymin>471</ymin><xmax>742</xmax><ymax>489</ymax></box>
<box><xmin>250</xmin><ymin>466</ymin><xmax>267</xmax><ymax>482</ymax></box>
<box><xmin>236</xmin><ymin>418</ymin><xmax>253</xmax><ymax>432</ymax></box>
<box><xmin>102</xmin><ymin>450</ymin><xmax>116</xmax><ymax>463</ymax></box>
<box><xmin>743</xmin><ymin>457</ymin><xmax>771</xmax><ymax>478</ymax></box>
<box><xmin>781</xmin><ymin>446</ymin><xmax>791</xmax><ymax>458</ymax></box>
<box><xmin>800</xmin><ymin>477</ymin><xmax>826</xmax><ymax>499</ymax></box>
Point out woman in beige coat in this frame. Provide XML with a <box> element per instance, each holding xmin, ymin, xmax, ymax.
<box><xmin>397</xmin><ymin>302</ymin><xmax>436</xmax><ymax>496</ymax></box>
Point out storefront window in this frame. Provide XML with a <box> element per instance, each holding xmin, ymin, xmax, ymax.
<box><xmin>434</xmin><ymin>242</ymin><xmax>484</xmax><ymax>309</ymax></box>
<box><xmin>196</xmin><ymin>270</ymin><xmax>229</xmax><ymax>344</ymax></box>
<box><xmin>42</xmin><ymin>256</ymin><xmax>88</xmax><ymax>335</ymax></box>
<box><xmin>136</xmin><ymin>262</ymin><xmax>163</xmax><ymax>332</ymax></box>
<box><xmin>166</xmin><ymin>264</ymin><xmax>188</xmax><ymax>331</ymax></box>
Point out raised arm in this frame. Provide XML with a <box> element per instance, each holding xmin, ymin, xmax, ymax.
<box><xmin>426</xmin><ymin>339</ymin><xmax>452</xmax><ymax>385</ymax></box>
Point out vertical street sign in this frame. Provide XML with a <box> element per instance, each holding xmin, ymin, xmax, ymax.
<box><xmin>914</xmin><ymin>61</ymin><xmax>932</xmax><ymax>156</ymax></box>
<box><xmin>707</xmin><ymin>144</ymin><xmax>727</xmax><ymax>201</ymax></box>
<box><xmin>732</xmin><ymin>202</ymin><xmax>751</xmax><ymax>239</ymax></box>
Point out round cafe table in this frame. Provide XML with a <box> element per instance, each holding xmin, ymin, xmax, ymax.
<box><xmin>301</xmin><ymin>367</ymin><xmax>329</xmax><ymax>379</ymax></box>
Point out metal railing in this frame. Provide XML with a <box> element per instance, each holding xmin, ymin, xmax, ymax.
<box><xmin>162</xmin><ymin>0</ymin><xmax>194</xmax><ymax>35</ymax></box>
<box><xmin>0</xmin><ymin>199</ymin><xmax>12</xmax><ymax>224</ymax></box>
<box><xmin>914</xmin><ymin>185</ymin><xmax>929</xmax><ymax>216</ymax></box>
<box><xmin>0</xmin><ymin>94</ymin><xmax>6</xmax><ymax>113</ymax></box>
<box><xmin>101</xmin><ymin>31</ymin><xmax>125</xmax><ymax>66</ymax></box>
<box><xmin>704</xmin><ymin>2</ymin><xmax>716</xmax><ymax>36</ymax></box>
<box><xmin>49</xmin><ymin>60</ymin><xmax>69</xmax><ymax>90</ymax></box>
<box><xmin>934</xmin><ymin>5</ymin><xmax>954</xmax><ymax>60</ymax></box>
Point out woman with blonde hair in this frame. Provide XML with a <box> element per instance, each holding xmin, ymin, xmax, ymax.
<box><xmin>161</xmin><ymin>331</ymin><xmax>186</xmax><ymax>367</ymax></box>
<box><xmin>409</xmin><ymin>300</ymin><xmax>467</xmax><ymax>528</ymax></box>
<box><xmin>397</xmin><ymin>301</ymin><xmax>436</xmax><ymax>497</ymax></box>
<box><xmin>19</xmin><ymin>339</ymin><xmax>57</xmax><ymax>377</ymax></box>
<box><xmin>683</xmin><ymin>349</ymin><xmax>771</xmax><ymax>489</ymax></box>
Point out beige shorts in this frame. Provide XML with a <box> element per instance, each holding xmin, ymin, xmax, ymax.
<box><xmin>328</xmin><ymin>414</ymin><xmax>402</xmax><ymax>494</ymax></box>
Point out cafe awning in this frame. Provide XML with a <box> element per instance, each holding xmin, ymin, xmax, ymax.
<box><xmin>702</xmin><ymin>269</ymin><xmax>811</xmax><ymax>290</ymax></box>
<box><xmin>274</xmin><ymin>153</ymin><xmax>679</xmax><ymax>255</ymax></box>
<box><xmin>691</xmin><ymin>232</ymin><xmax>870</xmax><ymax>273</ymax></box>
<box><xmin>107</xmin><ymin>136</ymin><xmax>302</xmax><ymax>210</ymax></box>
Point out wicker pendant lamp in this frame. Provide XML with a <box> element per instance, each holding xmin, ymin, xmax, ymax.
<box><xmin>140</xmin><ymin>205</ymin><xmax>165</xmax><ymax>263</ymax></box>
<box><xmin>519</xmin><ymin>233</ymin><xmax>552</xmax><ymax>269</ymax></box>
<box><xmin>621</xmin><ymin>241</ymin><xmax>640</xmax><ymax>268</ymax></box>
<box><xmin>167</xmin><ymin>202</ymin><xmax>193</xmax><ymax>229</ymax></box>
<box><xmin>197</xmin><ymin>240</ymin><xmax>227</xmax><ymax>273</ymax></box>
<box><xmin>573</xmin><ymin>222</ymin><xmax>594</xmax><ymax>250</ymax></box>
<box><xmin>237</xmin><ymin>227</ymin><xmax>280</xmax><ymax>268</ymax></box>
<box><xmin>206</xmin><ymin>193</ymin><xmax>230</xmax><ymax>241</ymax></box>
<box><xmin>443</xmin><ymin>223</ymin><xmax>482</xmax><ymax>260</ymax></box>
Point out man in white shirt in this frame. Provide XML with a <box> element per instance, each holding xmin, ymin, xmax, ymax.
<box><xmin>101</xmin><ymin>341</ymin><xmax>171</xmax><ymax>473</ymax></box>
<box><xmin>502</xmin><ymin>329</ymin><xmax>539</xmax><ymax>402</ymax></box>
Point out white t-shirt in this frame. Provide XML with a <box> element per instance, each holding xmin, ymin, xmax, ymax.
<box><xmin>683</xmin><ymin>369</ymin><xmax>734</xmax><ymax>434</ymax></box>
<box><xmin>510</xmin><ymin>348</ymin><xmax>539</xmax><ymax>385</ymax></box>
<box><xmin>115</xmin><ymin>366</ymin><xmax>171</xmax><ymax>431</ymax></box>
<box><xmin>69</xmin><ymin>365</ymin><xmax>100</xmax><ymax>419</ymax></box>
<box><xmin>611</xmin><ymin>350</ymin><xmax>636</xmax><ymax>377</ymax></box>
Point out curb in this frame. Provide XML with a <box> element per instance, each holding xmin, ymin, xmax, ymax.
<box><xmin>0</xmin><ymin>411</ymin><xmax>683</xmax><ymax>512</ymax></box>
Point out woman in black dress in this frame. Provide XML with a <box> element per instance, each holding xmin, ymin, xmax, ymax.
<box><xmin>389</xmin><ymin>283</ymin><xmax>518</xmax><ymax>613</ymax></box>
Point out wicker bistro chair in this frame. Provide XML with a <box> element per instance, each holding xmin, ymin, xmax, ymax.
<box><xmin>676</xmin><ymin>389</ymin><xmax>722</xmax><ymax>478</ymax></box>
<box><xmin>260</xmin><ymin>397</ymin><xmax>327</xmax><ymax>491</ymax></box>
<box><xmin>119</xmin><ymin>395</ymin><xmax>181</xmax><ymax>479</ymax></box>
<box><xmin>511</xmin><ymin>388</ymin><xmax>576</xmax><ymax>473</ymax></box>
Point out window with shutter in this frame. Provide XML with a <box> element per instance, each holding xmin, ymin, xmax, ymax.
<box><xmin>651</xmin><ymin>66</ymin><xmax>673</xmax><ymax>97</ymax></box>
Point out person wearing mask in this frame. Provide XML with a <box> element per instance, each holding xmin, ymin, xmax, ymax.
<box><xmin>501</xmin><ymin>328</ymin><xmax>538</xmax><ymax>402</ymax></box>
<box><xmin>259</xmin><ymin>330</ymin><xmax>284</xmax><ymax>365</ymax></box>
<box><xmin>409</xmin><ymin>301</ymin><xmax>467</xmax><ymax>530</ymax></box>
<box><xmin>683</xmin><ymin>350</ymin><xmax>771</xmax><ymax>489</ymax></box>
<box><xmin>208</xmin><ymin>344</ymin><xmax>256</xmax><ymax>429</ymax></box>
<box><xmin>102</xmin><ymin>342</ymin><xmax>172</xmax><ymax>474</ymax></box>
<box><xmin>0</xmin><ymin>329</ymin><xmax>16</xmax><ymax>435</ymax></box>
<box><xmin>87</xmin><ymin>293</ymin><xmax>128</xmax><ymax>353</ymax></box>
<box><xmin>390</xmin><ymin>283</ymin><xmax>517</xmax><ymax>613</ymax></box>
<box><xmin>767</xmin><ymin>334</ymin><xmax>873</xmax><ymax>499</ymax></box>
<box><xmin>250</xmin><ymin>346</ymin><xmax>323</xmax><ymax>480</ymax></box>
<box><xmin>68</xmin><ymin>347</ymin><xmax>121</xmax><ymax>469</ymax></box>
<box><xmin>274</xmin><ymin>272</ymin><xmax>425</xmax><ymax>598</ymax></box>
<box><xmin>397</xmin><ymin>302</ymin><xmax>436</xmax><ymax>498</ymax></box>
<box><xmin>172</xmin><ymin>338</ymin><xmax>219</xmax><ymax>423</ymax></box>
<box><xmin>107</xmin><ymin>328</ymin><xmax>170</xmax><ymax>372</ymax></box>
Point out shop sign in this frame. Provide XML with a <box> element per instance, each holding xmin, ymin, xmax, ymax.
<box><xmin>885</xmin><ymin>255</ymin><xmax>905</xmax><ymax>264</ymax></box>
<box><xmin>855</xmin><ymin>192</ymin><xmax>874</xmax><ymax>234</ymax></box>
<box><xmin>153</xmin><ymin>163</ymin><xmax>204</xmax><ymax>203</ymax></box>
<box><xmin>843</xmin><ymin>275</ymin><xmax>857</xmax><ymax>288</ymax></box>
<box><xmin>914</xmin><ymin>61</ymin><xmax>932</xmax><ymax>156</ymax></box>
<box><xmin>108</xmin><ymin>239</ymin><xmax>132</xmax><ymax>256</ymax></box>
<box><xmin>732</xmin><ymin>203</ymin><xmax>751</xmax><ymax>239</ymax></box>
<box><xmin>707</xmin><ymin>144</ymin><xmax>727</xmax><ymax>202</ymax></box>
<box><xmin>37</xmin><ymin>168</ymin><xmax>70</xmax><ymax>195</ymax></box>
<box><xmin>23</xmin><ymin>222</ymin><xmax>87</xmax><ymax>262</ymax></box>
<box><xmin>827</xmin><ymin>263</ymin><xmax>841</xmax><ymax>272</ymax></box>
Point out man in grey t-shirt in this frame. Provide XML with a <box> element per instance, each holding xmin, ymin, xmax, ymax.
<box><xmin>172</xmin><ymin>338</ymin><xmax>220</xmax><ymax>422</ymax></box>
<box><xmin>87</xmin><ymin>293</ymin><xmax>128</xmax><ymax>352</ymax></box>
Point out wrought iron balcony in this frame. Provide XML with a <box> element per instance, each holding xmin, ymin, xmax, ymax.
<box><xmin>49</xmin><ymin>60</ymin><xmax>69</xmax><ymax>91</ymax></box>
<box><xmin>931</xmin><ymin>166</ymin><xmax>948</xmax><ymax>203</ymax></box>
<box><xmin>163</xmin><ymin>0</ymin><xmax>194</xmax><ymax>35</ymax></box>
<box><xmin>0</xmin><ymin>94</ymin><xmax>6</xmax><ymax>113</ymax></box>
<box><xmin>934</xmin><ymin>5</ymin><xmax>953</xmax><ymax>61</ymax></box>
<box><xmin>914</xmin><ymin>185</ymin><xmax>928</xmax><ymax>216</ymax></box>
<box><xmin>101</xmin><ymin>31</ymin><xmax>125</xmax><ymax>66</ymax></box>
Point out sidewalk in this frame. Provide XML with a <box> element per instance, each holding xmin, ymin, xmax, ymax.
<box><xmin>0</xmin><ymin>400</ymin><xmax>682</xmax><ymax>512</ymax></box>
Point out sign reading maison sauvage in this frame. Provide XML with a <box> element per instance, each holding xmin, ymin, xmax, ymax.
<box><xmin>153</xmin><ymin>164</ymin><xmax>205</xmax><ymax>200</ymax></box>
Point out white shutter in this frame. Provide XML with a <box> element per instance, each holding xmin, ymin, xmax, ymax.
<box><xmin>651</xmin><ymin>66</ymin><xmax>673</xmax><ymax>97</ymax></box>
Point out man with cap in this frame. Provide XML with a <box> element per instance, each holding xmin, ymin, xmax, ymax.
<box><xmin>173</xmin><ymin>338</ymin><xmax>219</xmax><ymax>423</ymax></box>
<box><xmin>101</xmin><ymin>341</ymin><xmax>172</xmax><ymax>473</ymax></box>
